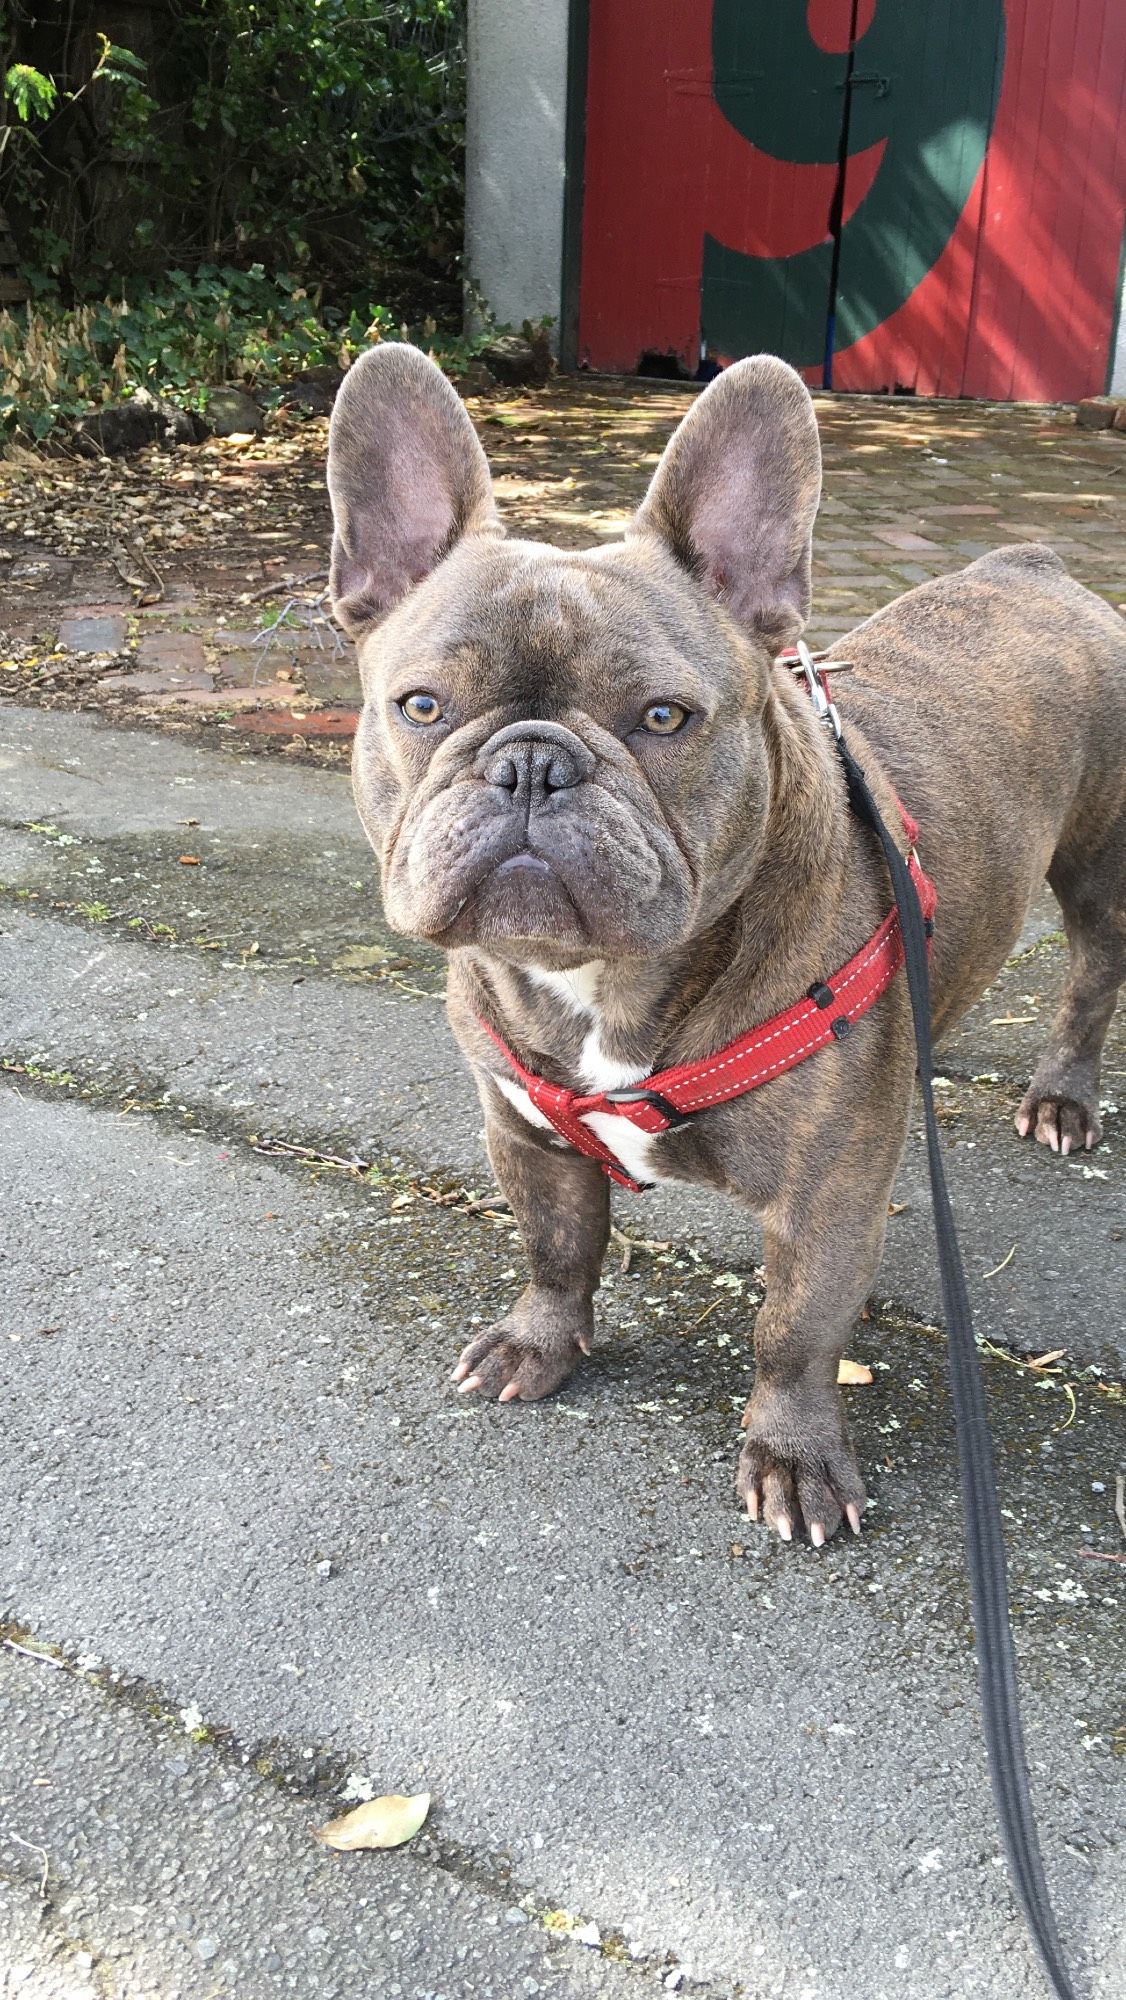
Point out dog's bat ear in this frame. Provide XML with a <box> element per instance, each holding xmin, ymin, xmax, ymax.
<box><xmin>327</xmin><ymin>344</ymin><xmax>500</xmax><ymax>636</ymax></box>
<box><xmin>629</xmin><ymin>356</ymin><xmax>822</xmax><ymax>652</ymax></box>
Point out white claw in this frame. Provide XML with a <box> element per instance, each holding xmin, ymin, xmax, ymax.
<box><xmin>1061</xmin><ymin>1134</ymin><xmax>1072</xmax><ymax>1156</ymax></box>
<box><xmin>846</xmin><ymin>1503</ymin><xmax>862</xmax><ymax>1535</ymax></box>
<box><xmin>498</xmin><ymin>1382</ymin><xmax>519</xmax><ymax>1403</ymax></box>
<box><xmin>810</xmin><ymin>1522</ymin><xmax>826</xmax><ymax>1549</ymax></box>
<box><xmin>457</xmin><ymin>1373</ymin><xmax>481</xmax><ymax>1395</ymax></box>
<box><xmin>776</xmin><ymin>1515</ymin><xmax>793</xmax><ymax>1544</ymax></box>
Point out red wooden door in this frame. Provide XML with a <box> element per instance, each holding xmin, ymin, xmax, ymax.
<box><xmin>577</xmin><ymin>1</ymin><xmax>1126</xmax><ymax>400</ymax></box>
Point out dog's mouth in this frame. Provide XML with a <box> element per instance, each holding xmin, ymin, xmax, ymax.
<box><xmin>436</xmin><ymin>847</ymin><xmax>586</xmax><ymax>948</ymax></box>
<box><xmin>492</xmin><ymin>853</ymin><xmax>554</xmax><ymax>880</ymax></box>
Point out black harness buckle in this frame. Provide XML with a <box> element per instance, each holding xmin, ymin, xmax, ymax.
<box><xmin>604</xmin><ymin>1086</ymin><xmax>693</xmax><ymax>1128</ymax></box>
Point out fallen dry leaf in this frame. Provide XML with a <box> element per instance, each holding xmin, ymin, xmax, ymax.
<box><xmin>331</xmin><ymin>943</ymin><xmax>394</xmax><ymax>973</ymax></box>
<box><xmin>314</xmin><ymin>1792</ymin><xmax>430</xmax><ymax>1852</ymax></box>
<box><xmin>837</xmin><ymin>1358</ymin><xmax>873</xmax><ymax>1386</ymax></box>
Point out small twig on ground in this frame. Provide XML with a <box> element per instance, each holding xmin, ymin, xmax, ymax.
<box><xmin>251</xmin><ymin>590</ymin><xmax>342</xmax><ymax>678</ymax></box>
<box><xmin>2</xmin><ymin>1637</ymin><xmax>64</xmax><ymax>1670</ymax></box>
<box><xmin>976</xmin><ymin>1336</ymin><xmax>1069</xmax><ymax>1381</ymax></box>
<box><xmin>313</xmin><ymin>590</ymin><xmax>345</xmax><ymax>655</ymax></box>
<box><xmin>246</xmin><ymin>1137</ymin><xmax>509</xmax><ymax>1223</ymax></box>
<box><xmin>610</xmin><ymin>1223</ymin><xmax>672</xmax><ymax>1276</ymax></box>
<box><xmin>110</xmin><ymin>537</ymin><xmax>164</xmax><ymax>606</ymax></box>
<box><xmin>250</xmin><ymin>1135</ymin><xmax>369</xmax><ymax>1174</ymax></box>
<box><xmin>123</xmin><ymin>914</ymin><xmax>177</xmax><ymax>942</ymax></box>
<box><xmin>251</xmin><ymin>598</ymin><xmax>302</xmax><ymax>676</ymax></box>
<box><xmin>246</xmin><ymin>570</ymin><xmax>327</xmax><ymax>602</ymax></box>
<box><xmin>982</xmin><ymin>1243</ymin><xmax>1016</xmax><ymax>1279</ymax></box>
<box><xmin>1115</xmin><ymin>1473</ymin><xmax>1126</xmax><ymax>1544</ymax></box>
<box><xmin>1052</xmin><ymin>1382</ymin><xmax>1077</xmax><ymax>1432</ymax></box>
<box><xmin>3</xmin><ymin>1829</ymin><xmax>49</xmax><ymax>1899</ymax></box>
<box><xmin>1078</xmin><ymin>1548</ymin><xmax>1126</xmax><ymax>1564</ymax></box>
<box><xmin>611</xmin><ymin>1222</ymin><xmax>662</xmax><ymax>1273</ymax></box>
<box><xmin>417</xmin><ymin>1183</ymin><xmax>513</xmax><ymax>1221</ymax></box>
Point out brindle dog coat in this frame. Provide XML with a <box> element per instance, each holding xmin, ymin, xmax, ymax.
<box><xmin>327</xmin><ymin>347</ymin><xmax>1126</xmax><ymax>1545</ymax></box>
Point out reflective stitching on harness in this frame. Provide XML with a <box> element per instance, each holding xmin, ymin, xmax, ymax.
<box><xmin>678</xmin><ymin>954</ymin><xmax>900</xmax><ymax>1109</ymax></box>
<box><xmin>673</xmin><ymin>917</ymin><xmax>899</xmax><ymax>1106</ymax></box>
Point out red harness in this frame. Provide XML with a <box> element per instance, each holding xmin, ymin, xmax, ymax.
<box><xmin>480</xmin><ymin>652</ymin><xmax>938</xmax><ymax>1192</ymax></box>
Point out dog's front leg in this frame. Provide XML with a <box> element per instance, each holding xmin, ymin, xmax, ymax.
<box><xmin>451</xmin><ymin>1113</ymin><xmax>610</xmax><ymax>1403</ymax></box>
<box><xmin>736</xmin><ymin>1134</ymin><xmax>907</xmax><ymax>1546</ymax></box>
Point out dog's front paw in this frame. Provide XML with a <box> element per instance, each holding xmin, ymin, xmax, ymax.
<box><xmin>1015</xmin><ymin>1076</ymin><xmax>1101</xmax><ymax>1155</ymax></box>
<box><xmin>450</xmin><ymin>1287</ymin><xmax>592</xmax><ymax>1404</ymax></box>
<box><xmin>736</xmin><ymin>1380</ymin><xmax>866</xmax><ymax>1547</ymax></box>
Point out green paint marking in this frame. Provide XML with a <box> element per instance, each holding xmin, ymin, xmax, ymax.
<box><xmin>703</xmin><ymin>0</ymin><xmax>1006</xmax><ymax>368</ymax></box>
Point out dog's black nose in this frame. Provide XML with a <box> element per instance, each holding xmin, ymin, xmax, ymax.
<box><xmin>477</xmin><ymin>721</ymin><xmax>595</xmax><ymax>802</ymax></box>
<box><xmin>487</xmin><ymin>742</ymin><xmax>577</xmax><ymax>795</ymax></box>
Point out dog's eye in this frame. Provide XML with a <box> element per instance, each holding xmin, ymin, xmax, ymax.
<box><xmin>400</xmin><ymin>691</ymin><xmax>444</xmax><ymax>725</ymax></box>
<box><xmin>640</xmin><ymin>702</ymin><xmax>689</xmax><ymax>735</ymax></box>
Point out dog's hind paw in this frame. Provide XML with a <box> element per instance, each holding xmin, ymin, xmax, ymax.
<box><xmin>1015</xmin><ymin>1083</ymin><xmax>1101</xmax><ymax>1155</ymax></box>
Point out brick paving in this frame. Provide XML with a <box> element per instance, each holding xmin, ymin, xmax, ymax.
<box><xmin>1</xmin><ymin>379</ymin><xmax>1124</xmax><ymax>754</ymax></box>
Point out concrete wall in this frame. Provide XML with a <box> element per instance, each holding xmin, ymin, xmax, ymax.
<box><xmin>1110</xmin><ymin>232</ymin><xmax>1126</xmax><ymax>394</ymax></box>
<box><xmin>464</xmin><ymin>0</ymin><xmax>571</xmax><ymax>337</ymax></box>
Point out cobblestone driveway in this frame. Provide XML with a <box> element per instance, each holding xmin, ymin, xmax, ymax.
<box><xmin>1</xmin><ymin>380</ymin><xmax>1123</xmax><ymax>751</ymax></box>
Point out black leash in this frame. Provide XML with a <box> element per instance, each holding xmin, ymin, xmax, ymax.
<box><xmin>834</xmin><ymin>729</ymin><xmax>1078</xmax><ymax>2000</ymax></box>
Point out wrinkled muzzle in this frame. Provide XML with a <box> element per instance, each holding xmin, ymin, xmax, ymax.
<box><xmin>373</xmin><ymin>716</ymin><xmax>697</xmax><ymax>957</ymax></box>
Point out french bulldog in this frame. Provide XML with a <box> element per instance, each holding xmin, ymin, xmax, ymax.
<box><xmin>326</xmin><ymin>345</ymin><xmax>1126</xmax><ymax>1545</ymax></box>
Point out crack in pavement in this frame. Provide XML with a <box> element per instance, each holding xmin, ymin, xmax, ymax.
<box><xmin>2</xmin><ymin>1049</ymin><xmax>1123</xmax><ymax>1412</ymax></box>
<box><xmin>1</xmin><ymin>1642</ymin><xmax>682</xmax><ymax>2000</ymax></box>
<box><xmin>2</xmin><ymin>1630</ymin><xmax>721</xmax><ymax>1999</ymax></box>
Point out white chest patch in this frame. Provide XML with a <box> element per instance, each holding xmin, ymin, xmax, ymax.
<box><xmin>526</xmin><ymin>962</ymin><xmax>603</xmax><ymax>1015</ymax></box>
<box><xmin>493</xmin><ymin>962</ymin><xmax>676</xmax><ymax>1183</ymax></box>
<box><xmin>576</xmin><ymin>1031</ymin><xmax>646</xmax><ymax>1096</ymax></box>
<box><xmin>575</xmin><ymin>1108</ymin><xmax>669</xmax><ymax>1186</ymax></box>
<box><xmin>492</xmin><ymin>1073</ymin><xmax>568</xmax><ymax>1144</ymax></box>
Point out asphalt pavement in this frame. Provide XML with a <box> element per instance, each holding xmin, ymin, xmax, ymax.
<box><xmin>1</xmin><ymin>706</ymin><xmax>1123</xmax><ymax>2000</ymax></box>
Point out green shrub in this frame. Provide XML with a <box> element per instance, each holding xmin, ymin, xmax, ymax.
<box><xmin>2</xmin><ymin>4</ymin><xmax>466</xmax><ymax>300</ymax></box>
<box><xmin>0</xmin><ymin>265</ymin><xmax>496</xmax><ymax>441</ymax></box>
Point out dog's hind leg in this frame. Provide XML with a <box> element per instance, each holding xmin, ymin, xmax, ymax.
<box><xmin>1016</xmin><ymin>824</ymin><xmax>1126</xmax><ymax>1154</ymax></box>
